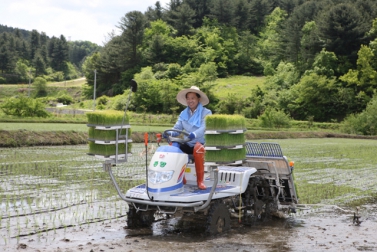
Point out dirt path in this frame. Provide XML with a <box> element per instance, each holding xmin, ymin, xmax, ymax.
<box><xmin>3</xmin><ymin>204</ymin><xmax>376</xmax><ymax>252</ymax></box>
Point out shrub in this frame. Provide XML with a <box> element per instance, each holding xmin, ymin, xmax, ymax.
<box><xmin>0</xmin><ymin>95</ymin><xmax>51</xmax><ymax>117</ymax></box>
<box><xmin>258</xmin><ymin>107</ymin><xmax>291</xmax><ymax>129</ymax></box>
<box><xmin>97</xmin><ymin>95</ymin><xmax>109</xmax><ymax>106</ymax></box>
<box><xmin>33</xmin><ymin>77</ymin><xmax>48</xmax><ymax>97</ymax></box>
<box><xmin>57</xmin><ymin>94</ymin><xmax>74</xmax><ymax>105</ymax></box>
<box><xmin>341</xmin><ymin>96</ymin><xmax>377</xmax><ymax>135</ymax></box>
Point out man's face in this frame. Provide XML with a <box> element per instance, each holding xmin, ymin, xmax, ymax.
<box><xmin>186</xmin><ymin>92</ymin><xmax>200</xmax><ymax>111</ymax></box>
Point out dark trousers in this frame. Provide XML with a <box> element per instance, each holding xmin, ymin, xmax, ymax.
<box><xmin>179</xmin><ymin>143</ymin><xmax>194</xmax><ymax>154</ymax></box>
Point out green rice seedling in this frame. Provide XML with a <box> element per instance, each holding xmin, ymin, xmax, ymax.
<box><xmin>88</xmin><ymin>127</ymin><xmax>131</xmax><ymax>141</ymax></box>
<box><xmin>88</xmin><ymin>142</ymin><xmax>132</xmax><ymax>156</ymax></box>
<box><xmin>205</xmin><ymin>133</ymin><xmax>245</xmax><ymax>146</ymax></box>
<box><xmin>86</xmin><ymin>110</ymin><xmax>129</xmax><ymax>126</ymax></box>
<box><xmin>205</xmin><ymin>148</ymin><xmax>246</xmax><ymax>163</ymax></box>
<box><xmin>205</xmin><ymin>114</ymin><xmax>246</xmax><ymax>162</ymax></box>
<box><xmin>205</xmin><ymin>114</ymin><xmax>246</xmax><ymax>131</ymax></box>
<box><xmin>87</xmin><ymin>110</ymin><xmax>132</xmax><ymax>157</ymax></box>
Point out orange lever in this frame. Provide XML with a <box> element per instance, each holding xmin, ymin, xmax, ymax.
<box><xmin>156</xmin><ymin>133</ymin><xmax>162</xmax><ymax>144</ymax></box>
<box><xmin>144</xmin><ymin>132</ymin><xmax>148</xmax><ymax>146</ymax></box>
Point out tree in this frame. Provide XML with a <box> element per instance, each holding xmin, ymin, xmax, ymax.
<box><xmin>118</xmin><ymin>11</ymin><xmax>147</xmax><ymax>67</ymax></box>
<box><xmin>248</xmin><ymin>0</ymin><xmax>273</xmax><ymax>34</ymax></box>
<box><xmin>209</xmin><ymin>0</ymin><xmax>236</xmax><ymax>26</ymax></box>
<box><xmin>132</xmin><ymin>67</ymin><xmax>163</xmax><ymax>113</ymax></box>
<box><xmin>317</xmin><ymin>3</ymin><xmax>369</xmax><ymax>69</ymax></box>
<box><xmin>185</xmin><ymin>0</ymin><xmax>212</xmax><ymax>28</ymax></box>
<box><xmin>33</xmin><ymin>76</ymin><xmax>47</xmax><ymax>97</ymax></box>
<box><xmin>30</xmin><ymin>30</ymin><xmax>40</xmax><ymax>61</ymax></box>
<box><xmin>83</xmin><ymin>52</ymin><xmax>99</xmax><ymax>81</ymax></box>
<box><xmin>306</xmin><ymin>49</ymin><xmax>338</xmax><ymax>78</ymax></box>
<box><xmin>257</xmin><ymin>7</ymin><xmax>287</xmax><ymax>71</ymax></box>
<box><xmin>144</xmin><ymin>1</ymin><xmax>165</xmax><ymax>22</ymax></box>
<box><xmin>14</xmin><ymin>59</ymin><xmax>30</xmax><ymax>82</ymax></box>
<box><xmin>235</xmin><ymin>30</ymin><xmax>262</xmax><ymax>75</ymax></box>
<box><xmin>299</xmin><ymin>21</ymin><xmax>323</xmax><ymax>73</ymax></box>
<box><xmin>198</xmin><ymin>61</ymin><xmax>218</xmax><ymax>83</ymax></box>
<box><xmin>167</xmin><ymin>3</ymin><xmax>195</xmax><ymax>36</ymax></box>
<box><xmin>280</xmin><ymin>0</ymin><xmax>300</xmax><ymax>16</ymax></box>
<box><xmin>164</xmin><ymin>35</ymin><xmax>198</xmax><ymax>66</ymax></box>
<box><xmin>142</xmin><ymin>19</ymin><xmax>173</xmax><ymax>64</ymax></box>
<box><xmin>278</xmin><ymin>0</ymin><xmax>324</xmax><ymax>69</ymax></box>
<box><xmin>340</xmin><ymin>45</ymin><xmax>377</xmax><ymax>104</ymax></box>
<box><xmin>367</xmin><ymin>18</ymin><xmax>377</xmax><ymax>70</ymax></box>
<box><xmin>68</xmin><ymin>40</ymin><xmax>100</xmax><ymax>68</ymax></box>
<box><xmin>264</xmin><ymin>61</ymin><xmax>299</xmax><ymax>90</ymax></box>
<box><xmin>33</xmin><ymin>53</ymin><xmax>46</xmax><ymax>77</ymax></box>
<box><xmin>0</xmin><ymin>44</ymin><xmax>12</xmax><ymax>73</ymax></box>
<box><xmin>289</xmin><ymin>73</ymin><xmax>341</xmax><ymax>121</ymax></box>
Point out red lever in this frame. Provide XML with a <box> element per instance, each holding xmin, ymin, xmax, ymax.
<box><xmin>144</xmin><ymin>132</ymin><xmax>148</xmax><ymax>146</ymax></box>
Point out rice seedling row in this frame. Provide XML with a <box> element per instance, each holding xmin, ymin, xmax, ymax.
<box><xmin>0</xmin><ymin>144</ymin><xmax>151</xmax><ymax>245</ymax></box>
<box><xmin>1</xmin><ymin>138</ymin><xmax>377</xmax><ymax>245</ymax></box>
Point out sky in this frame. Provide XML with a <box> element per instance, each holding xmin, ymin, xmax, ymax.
<box><xmin>0</xmin><ymin>0</ymin><xmax>171</xmax><ymax>46</ymax></box>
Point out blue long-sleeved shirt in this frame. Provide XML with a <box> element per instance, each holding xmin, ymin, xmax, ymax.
<box><xmin>172</xmin><ymin>106</ymin><xmax>212</xmax><ymax>147</ymax></box>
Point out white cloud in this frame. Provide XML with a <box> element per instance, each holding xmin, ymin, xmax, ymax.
<box><xmin>0</xmin><ymin>0</ymin><xmax>171</xmax><ymax>45</ymax></box>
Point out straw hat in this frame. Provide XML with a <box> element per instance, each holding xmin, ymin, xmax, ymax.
<box><xmin>176</xmin><ymin>86</ymin><xmax>209</xmax><ymax>106</ymax></box>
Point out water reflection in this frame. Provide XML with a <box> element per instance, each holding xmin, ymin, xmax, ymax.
<box><xmin>0</xmin><ymin>144</ymin><xmax>150</xmax><ymax>244</ymax></box>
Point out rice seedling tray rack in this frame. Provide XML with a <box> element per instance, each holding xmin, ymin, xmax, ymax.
<box><xmin>204</xmin><ymin>128</ymin><xmax>246</xmax><ymax>165</ymax></box>
<box><xmin>87</xmin><ymin>124</ymin><xmax>132</xmax><ymax>163</ymax></box>
<box><xmin>205</xmin><ymin>129</ymin><xmax>246</xmax><ymax>134</ymax></box>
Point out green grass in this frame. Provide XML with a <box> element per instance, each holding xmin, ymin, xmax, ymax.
<box><xmin>48</xmin><ymin>77</ymin><xmax>86</xmax><ymax>87</ymax></box>
<box><xmin>0</xmin><ymin>80</ymin><xmax>84</xmax><ymax>100</ymax></box>
<box><xmin>0</xmin><ymin>76</ymin><xmax>263</xmax><ymax>104</ymax></box>
<box><xmin>213</xmin><ymin>76</ymin><xmax>265</xmax><ymax>99</ymax></box>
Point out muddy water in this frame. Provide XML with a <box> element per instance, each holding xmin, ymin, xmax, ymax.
<box><xmin>1</xmin><ymin>141</ymin><xmax>377</xmax><ymax>251</ymax></box>
<box><xmin>4</xmin><ymin>204</ymin><xmax>377</xmax><ymax>251</ymax></box>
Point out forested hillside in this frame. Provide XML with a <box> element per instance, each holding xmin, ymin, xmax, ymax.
<box><xmin>0</xmin><ymin>24</ymin><xmax>100</xmax><ymax>83</ymax></box>
<box><xmin>79</xmin><ymin>0</ymin><xmax>377</xmax><ymax>125</ymax></box>
<box><xmin>2</xmin><ymin>0</ymin><xmax>377</xmax><ymax>133</ymax></box>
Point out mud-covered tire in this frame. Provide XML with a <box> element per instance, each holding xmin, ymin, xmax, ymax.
<box><xmin>206</xmin><ymin>201</ymin><xmax>231</xmax><ymax>235</ymax></box>
<box><xmin>126</xmin><ymin>207</ymin><xmax>155</xmax><ymax>229</ymax></box>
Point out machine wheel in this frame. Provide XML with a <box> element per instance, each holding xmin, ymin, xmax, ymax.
<box><xmin>206</xmin><ymin>201</ymin><xmax>231</xmax><ymax>235</ymax></box>
<box><xmin>126</xmin><ymin>207</ymin><xmax>155</xmax><ymax>229</ymax></box>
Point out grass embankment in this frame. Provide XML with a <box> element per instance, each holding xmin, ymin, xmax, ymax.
<box><xmin>0</xmin><ymin>111</ymin><xmax>372</xmax><ymax>147</ymax></box>
<box><xmin>0</xmin><ymin>76</ymin><xmax>371</xmax><ymax>147</ymax></box>
<box><xmin>1</xmin><ymin>128</ymin><xmax>375</xmax><ymax>148</ymax></box>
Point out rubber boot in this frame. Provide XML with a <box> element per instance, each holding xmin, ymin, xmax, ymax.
<box><xmin>193</xmin><ymin>142</ymin><xmax>206</xmax><ymax>190</ymax></box>
<box><xmin>183</xmin><ymin>176</ymin><xmax>186</xmax><ymax>185</ymax></box>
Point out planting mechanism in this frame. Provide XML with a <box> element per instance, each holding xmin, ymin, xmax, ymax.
<box><xmin>88</xmin><ymin>80</ymin><xmax>298</xmax><ymax>235</ymax></box>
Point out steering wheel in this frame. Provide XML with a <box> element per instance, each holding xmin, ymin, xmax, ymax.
<box><xmin>163</xmin><ymin>129</ymin><xmax>190</xmax><ymax>145</ymax></box>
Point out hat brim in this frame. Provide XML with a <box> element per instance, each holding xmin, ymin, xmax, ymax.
<box><xmin>176</xmin><ymin>88</ymin><xmax>209</xmax><ymax>106</ymax></box>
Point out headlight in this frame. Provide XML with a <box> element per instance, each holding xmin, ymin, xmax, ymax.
<box><xmin>148</xmin><ymin>170</ymin><xmax>174</xmax><ymax>184</ymax></box>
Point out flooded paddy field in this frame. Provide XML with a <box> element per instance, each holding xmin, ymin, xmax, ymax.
<box><xmin>1</xmin><ymin>139</ymin><xmax>377</xmax><ymax>251</ymax></box>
